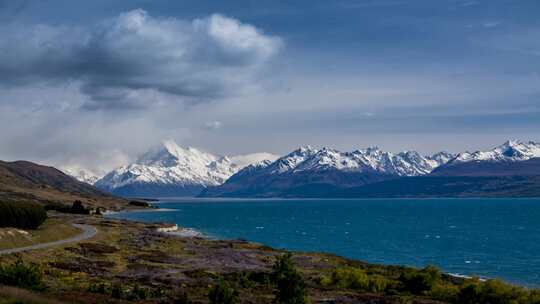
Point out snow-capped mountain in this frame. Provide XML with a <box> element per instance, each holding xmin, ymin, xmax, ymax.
<box><xmin>202</xmin><ymin>146</ymin><xmax>455</xmax><ymax>197</ymax></box>
<box><xmin>263</xmin><ymin>145</ymin><xmax>452</xmax><ymax>177</ymax></box>
<box><xmin>62</xmin><ymin>167</ymin><xmax>105</xmax><ymax>185</ymax></box>
<box><xmin>95</xmin><ymin>140</ymin><xmax>278</xmax><ymax>197</ymax></box>
<box><xmin>449</xmin><ymin>140</ymin><xmax>540</xmax><ymax>164</ymax></box>
<box><xmin>431</xmin><ymin>140</ymin><xmax>540</xmax><ymax>177</ymax></box>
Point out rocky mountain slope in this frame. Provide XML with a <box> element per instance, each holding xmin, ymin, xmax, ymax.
<box><xmin>95</xmin><ymin>141</ymin><xmax>278</xmax><ymax>197</ymax></box>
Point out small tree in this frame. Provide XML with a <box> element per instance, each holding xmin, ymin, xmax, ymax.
<box><xmin>71</xmin><ymin>200</ymin><xmax>89</xmax><ymax>214</ymax></box>
<box><xmin>272</xmin><ymin>253</ymin><xmax>309</xmax><ymax>304</ymax></box>
<box><xmin>209</xmin><ymin>279</ymin><xmax>238</xmax><ymax>304</ymax></box>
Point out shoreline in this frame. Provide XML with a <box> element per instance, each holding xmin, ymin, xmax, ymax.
<box><xmin>107</xmin><ymin>206</ymin><xmax>498</xmax><ymax>286</ymax></box>
<box><xmin>4</xmin><ymin>211</ymin><xmax>536</xmax><ymax>303</ymax></box>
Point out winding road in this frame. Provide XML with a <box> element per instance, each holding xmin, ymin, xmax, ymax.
<box><xmin>0</xmin><ymin>224</ymin><xmax>97</xmax><ymax>255</ymax></box>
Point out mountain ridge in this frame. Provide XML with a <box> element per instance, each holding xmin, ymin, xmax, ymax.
<box><xmin>201</xmin><ymin>145</ymin><xmax>455</xmax><ymax>197</ymax></box>
<box><xmin>203</xmin><ymin>140</ymin><xmax>540</xmax><ymax>198</ymax></box>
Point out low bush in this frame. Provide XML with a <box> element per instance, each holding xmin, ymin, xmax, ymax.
<box><xmin>208</xmin><ymin>279</ymin><xmax>238</xmax><ymax>304</ymax></box>
<box><xmin>399</xmin><ymin>265</ymin><xmax>441</xmax><ymax>295</ymax></box>
<box><xmin>70</xmin><ymin>200</ymin><xmax>90</xmax><ymax>214</ymax></box>
<box><xmin>44</xmin><ymin>201</ymin><xmax>89</xmax><ymax>215</ymax></box>
<box><xmin>0</xmin><ymin>259</ymin><xmax>44</xmax><ymax>291</ymax></box>
<box><xmin>332</xmin><ymin>267</ymin><xmax>369</xmax><ymax>290</ymax></box>
<box><xmin>455</xmin><ymin>279</ymin><xmax>530</xmax><ymax>304</ymax></box>
<box><xmin>323</xmin><ymin>267</ymin><xmax>395</xmax><ymax>293</ymax></box>
<box><xmin>0</xmin><ymin>201</ymin><xmax>47</xmax><ymax>230</ymax></box>
<box><xmin>174</xmin><ymin>292</ymin><xmax>191</xmax><ymax>304</ymax></box>
<box><xmin>110</xmin><ymin>283</ymin><xmax>124</xmax><ymax>299</ymax></box>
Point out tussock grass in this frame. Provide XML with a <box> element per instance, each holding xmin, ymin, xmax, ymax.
<box><xmin>0</xmin><ymin>218</ymin><xmax>81</xmax><ymax>250</ymax></box>
<box><xmin>0</xmin><ymin>286</ymin><xmax>65</xmax><ymax>304</ymax></box>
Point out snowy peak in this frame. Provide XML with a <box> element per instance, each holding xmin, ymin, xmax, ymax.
<box><xmin>137</xmin><ymin>140</ymin><xmax>216</xmax><ymax>167</ymax></box>
<box><xmin>62</xmin><ymin>167</ymin><xmax>105</xmax><ymax>185</ymax></box>
<box><xmin>228</xmin><ymin>152</ymin><xmax>279</xmax><ymax>168</ymax></box>
<box><xmin>451</xmin><ymin>140</ymin><xmax>540</xmax><ymax>164</ymax></box>
<box><xmin>427</xmin><ymin>151</ymin><xmax>455</xmax><ymax>165</ymax></box>
<box><xmin>95</xmin><ymin>141</ymin><xmax>278</xmax><ymax>195</ymax></box>
<box><xmin>265</xmin><ymin>145</ymin><xmax>455</xmax><ymax>177</ymax></box>
<box><xmin>269</xmin><ymin>146</ymin><xmax>319</xmax><ymax>174</ymax></box>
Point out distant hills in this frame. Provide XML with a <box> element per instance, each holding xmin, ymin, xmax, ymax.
<box><xmin>0</xmin><ymin>160</ymin><xmax>126</xmax><ymax>209</ymax></box>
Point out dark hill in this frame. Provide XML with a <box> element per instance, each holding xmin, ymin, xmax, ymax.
<box><xmin>431</xmin><ymin>158</ymin><xmax>540</xmax><ymax>177</ymax></box>
<box><xmin>331</xmin><ymin>175</ymin><xmax>540</xmax><ymax>198</ymax></box>
<box><xmin>0</xmin><ymin>160</ymin><xmax>127</xmax><ymax>209</ymax></box>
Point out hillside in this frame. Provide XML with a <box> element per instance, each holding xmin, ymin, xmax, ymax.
<box><xmin>0</xmin><ymin>160</ymin><xmax>127</xmax><ymax>209</ymax></box>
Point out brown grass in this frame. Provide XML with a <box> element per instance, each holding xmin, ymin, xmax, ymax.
<box><xmin>0</xmin><ymin>286</ymin><xmax>66</xmax><ymax>304</ymax></box>
<box><xmin>0</xmin><ymin>218</ymin><xmax>81</xmax><ymax>250</ymax></box>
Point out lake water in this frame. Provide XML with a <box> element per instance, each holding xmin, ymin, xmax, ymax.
<box><xmin>108</xmin><ymin>198</ymin><xmax>540</xmax><ymax>286</ymax></box>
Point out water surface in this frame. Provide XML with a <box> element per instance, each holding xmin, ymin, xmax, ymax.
<box><xmin>108</xmin><ymin>198</ymin><xmax>540</xmax><ymax>286</ymax></box>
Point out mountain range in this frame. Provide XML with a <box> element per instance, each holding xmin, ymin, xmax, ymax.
<box><xmin>65</xmin><ymin>140</ymin><xmax>540</xmax><ymax>198</ymax></box>
<box><xmin>200</xmin><ymin>145</ymin><xmax>455</xmax><ymax>197</ymax></box>
<box><xmin>202</xmin><ymin>140</ymin><xmax>540</xmax><ymax>198</ymax></box>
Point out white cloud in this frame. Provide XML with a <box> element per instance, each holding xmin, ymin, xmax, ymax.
<box><xmin>0</xmin><ymin>9</ymin><xmax>282</xmax><ymax>110</ymax></box>
<box><xmin>204</xmin><ymin>121</ymin><xmax>223</xmax><ymax>130</ymax></box>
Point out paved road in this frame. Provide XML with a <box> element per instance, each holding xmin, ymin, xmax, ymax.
<box><xmin>0</xmin><ymin>224</ymin><xmax>97</xmax><ymax>255</ymax></box>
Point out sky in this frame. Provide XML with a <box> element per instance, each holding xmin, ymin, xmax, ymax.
<box><xmin>0</xmin><ymin>0</ymin><xmax>539</xmax><ymax>173</ymax></box>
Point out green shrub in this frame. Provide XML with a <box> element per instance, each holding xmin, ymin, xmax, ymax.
<box><xmin>128</xmin><ymin>284</ymin><xmax>148</xmax><ymax>300</ymax></box>
<box><xmin>209</xmin><ymin>279</ymin><xmax>238</xmax><ymax>304</ymax></box>
<box><xmin>429</xmin><ymin>282</ymin><xmax>459</xmax><ymax>302</ymax></box>
<box><xmin>456</xmin><ymin>279</ymin><xmax>529</xmax><ymax>304</ymax></box>
<box><xmin>368</xmin><ymin>275</ymin><xmax>389</xmax><ymax>293</ymax></box>
<box><xmin>331</xmin><ymin>267</ymin><xmax>369</xmax><ymax>290</ymax></box>
<box><xmin>87</xmin><ymin>282</ymin><xmax>108</xmax><ymax>294</ymax></box>
<box><xmin>111</xmin><ymin>283</ymin><xmax>124</xmax><ymax>299</ymax></box>
<box><xmin>317</xmin><ymin>275</ymin><xmax>332</xmax><ymax>287</ymax></box>
<box><xmin>399</xmin><ymin>265</ymin><xmax>441</xmax><ymax>295</ymax></box>
<box><xmin>325</xmin><ymin>268</ymin><xmax>391</xmax><ymax>293</ymax></box>
<box><xmin>272</xmin><ymin>253</ymin><xmax>309</xmax><ymax>304</ymax></box>
<box><xmin>0</xmin><ymin>201</ymin><xmax>47</xmax><ymax>229</ymax></box>
<box><xmin>0</xmin><ymin>259</ymin><xmax>44</xmax><ymax>291</ymax></box>
<box><xmin>174</xmin><ymin>292</ymin><xmax>191</xmax><ymax>304</ymax></box>
<box><xmin>44</xmin><ymin>201</ymin><xmax>89</xmax><ymax>215</ymax></box>
<box><xmin>70</xmin><ymin>200</ymin><xmax>90</xmax><ymax>214</ymax></box>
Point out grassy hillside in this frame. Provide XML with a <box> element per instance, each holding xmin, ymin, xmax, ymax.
<box><xmin>0</xmin><ymin>160</ymin><xmax>127</xmax><ymax>209</ymax></box>
<box><xmin>0</xmin><ymin>218</ymin><xmax>81</xmax><ymax>250</ymax></box>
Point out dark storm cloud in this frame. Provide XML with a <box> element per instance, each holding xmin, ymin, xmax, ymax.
<box><xmin>0</xmin><ymin>9</ymin><xmax>282</xmax><ymax>109</ymax></box>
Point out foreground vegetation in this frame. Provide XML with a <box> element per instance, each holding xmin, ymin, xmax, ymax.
<box><xmin>0</xmin><ymin>201</ymin><xmax>47</xmax><ymax>230</ymax></box>
<box><xmin>0</xmin><ymin>218</ymin><xmax>82</xmax><ymax>250</ymax></box>
<box><xmin>1</xmin><ymin>214</ymin><xmax>539</xmax><ymax>303</ymax></box>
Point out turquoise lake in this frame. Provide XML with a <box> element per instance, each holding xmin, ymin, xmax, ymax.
<box><xmin>108</xmin><ymin>198</ymin><xmax>540</xmax><ymax>286</ymax></box>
